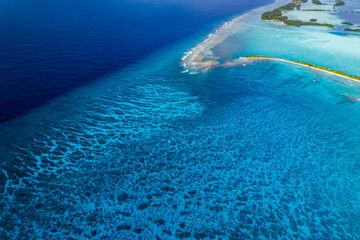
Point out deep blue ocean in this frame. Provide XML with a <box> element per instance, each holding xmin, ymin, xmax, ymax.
<box><xmin>0</xmin><ymin>0</ymin><xmax>267</xmax><ymax>123</ymax></box>
<box><xmin>1</xmin><ymin>0</ymin><xmax>360</xmax><ymax>239</ymax></box>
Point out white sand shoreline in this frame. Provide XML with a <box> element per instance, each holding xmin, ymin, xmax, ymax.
<box><xmin>239</xmin><ymin>57</ymin><xmax>360</xmax><ymax>82</ymax></box>
<box><xmin>181</xmin><ymin>0</ymin><xmax>288</xmax><ymax>70</ymax></box>
<box><xmin>182</xmin><ymin>0</ymin><xmax>360</xmax><ymax>84</ymax></box>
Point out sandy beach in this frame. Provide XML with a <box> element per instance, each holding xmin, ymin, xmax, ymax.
<box><xmin>239</xmin><ymin>57</ymin><xmax>360</xmax><ymax>82</ymax></box>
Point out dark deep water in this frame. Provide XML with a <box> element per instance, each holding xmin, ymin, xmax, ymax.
<box><xmin>2</xmin><ymin>0</ymin><xmax>360</xmax><ymax>239</ymax></box>
<box><xmin>0</xmin><ymin>0</ymin><xmax>269</xmax><ymax>123</ymax></box>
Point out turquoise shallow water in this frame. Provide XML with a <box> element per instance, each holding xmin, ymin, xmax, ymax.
<box><xmin>1</xmin><ymin>35</ymin><xmax>360</xmax><ymax>238</ymax></box>
<box><xmin>211</xmin><ymin>3</ymin><xmax>360</xmax><ymax>77</ymax></box>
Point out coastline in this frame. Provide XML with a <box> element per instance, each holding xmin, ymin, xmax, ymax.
<box><xmin>239</xmin><ymin>56</ymin><xmax>360</xmax><ymax>82</ymax></box>
<box><xmin>181</xmin><ymin>0</ymin><xmax>288</xmax><ymax>71</ymax></box>
<box><xmin>182</xmin><ymin>0</ymin><xmax>360</xmax><ymax>83</ymax></box>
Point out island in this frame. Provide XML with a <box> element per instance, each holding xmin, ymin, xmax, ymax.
<box><xmin>344</xmin><ymin>28</ymin><xmax>360</xmax><ymax>32</ymax></box>
<box><xmin>312</xmin><ymin>0</ymin><xmax>323</xmax><ymax>5</ymax></box>
<box><xmin>260</xmin><ymin>0</ymin><xmax>335</xmax><ymax>28</ymax></box>
<box><xmin>334</xmin><ymin>0</ymin><xmax>345</xmax><ymax>6</ymax></box>
<box><xmin>241</xmin><ymin>56</ymin><xmax>360</xmax><ymax>81</ymax></box>
<box><xmin>182</xmin><ymin>0</ymin><xmax>360</xmax><ymax>83</ymax></box>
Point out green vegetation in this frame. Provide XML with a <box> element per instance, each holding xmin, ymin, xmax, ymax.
<box><xmin>344</xmin><ymin>28</ymin><xmax>360</xmax><ymax>32</ymax></box>
<box><xmin>243</xmin><ymin>56</ymin><xmax>360</xmax><ymax>81</ymax></box>
<box><xmin>261</xmin><ymin>3</ymin><xmax>298</xmax><ymax>22</ymax></box>
<box><xmin>342</xmin><ymin>22</ymin><xmax>353</xmax><ymax>25</ymax></box>
<box><xmin>335</xmin><ymin>0</ymin><xmax>345</xmax><ymax>6</ymax></box>
<box><xmin>261</xmin><ymin>2</ymin><xmax>333</xmax><ymax>29</ymax></box>
<box><xmin>285</xmin><ymin>20</ymin><xmax>334</xmax><ymax>28</ymax></box>
<box><xmin>261</xmin><ymin>9</ymin><xmax>288</xmax><ymax>22</ymax></box>
<box><xmin>302</xmin><ymin>22</ymin><xmax>334</xmax><ymax>28</ymax></box>
<box><xmin>312</xmin><ymin>0</ymin><xmax>323</xmax><ymax>5</ymax></box>
<box><xmin>289</xmin><ymin>60</ymin><xmax>360</xmax><ymax>81</ymax></box>
<box><xmin>292</xmin><ymin>0</ymin><xmax>308</xmax><ymax>3</ymax></box>
<box><xmin>284</xmin><ymin>20</ymin><xmax>303</xmax><ymax>26</ymax></box>
<box><xmin>310</xmin><ymin>18</ymin><xmax>317</xmax><ymax>22</ymax></box>
<box><xmin>279</xmin><ymin>3</ymin><xmax>299</xmax><ymax>10</ymax></box>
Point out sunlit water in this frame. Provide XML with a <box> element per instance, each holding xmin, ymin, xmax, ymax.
<box><xmin>1</xmin><ymin>0</ymin><xmax>360</xmax><ymax>239</ymax></box>
<box><xmin>207</xmin><ymin>0</ymin><xmax>360</xmax><ymax>76</ymax></box>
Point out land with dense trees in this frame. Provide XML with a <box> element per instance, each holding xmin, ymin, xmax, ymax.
<box><xmin>261</xmin><ymin>3</ymin><xmax>299</xmax><ymax>22</ymax></box>
<box><xmin>335</xmin><ymin>0</ymin><xmax>345</xmax><ymax>6</ymax></box>
<box><xmin>312</xmin><ymin>0</ymin><xmax>323</xmax><ymax>5</ymax></box>
<box><xmin>344</xmin><ymin>28</ymin><xmax>360</xmax><ymax>32</ymax></box>
<box><xmin>261</xmin><ymin>2</ymin><xmax>334</xmax><ymax>28</ymax></box>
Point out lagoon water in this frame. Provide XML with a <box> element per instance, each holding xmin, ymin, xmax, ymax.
<box><xmin>216</xmin><ymin>15</ymin><xmax>360</xmax><ymax>76</ymax></box>
<box><xmin>1</xmin><ymin>0</ymin><xmax>360</xmax><ymax>239</ymax></box>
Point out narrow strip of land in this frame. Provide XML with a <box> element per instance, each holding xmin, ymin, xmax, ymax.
<box><xmin>240</xmin><ymin>56</ymin><xmax>360</xmax><ymax>82</ymax></box>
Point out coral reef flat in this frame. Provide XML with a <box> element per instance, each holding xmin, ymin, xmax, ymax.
<box><xmin>1</xmin><ymin>0</ymin><xmax>360</xmax><ymax>239</ymax></box>
<box><xmin>183</xmin><ymin>0</ymin><xmax>360</xmax><ymax>78</ymax></box>
<box><xmin>2</xmin><ymin>41</ymin><xmax>360</xmax><ymax>238</ymax></box>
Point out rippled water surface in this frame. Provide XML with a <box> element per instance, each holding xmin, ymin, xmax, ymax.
<box><xmin>1</xmin><ymin>0</ymin><xmax>360</xmax><ymax>239</ymax></box>
<box><xmin>0</xmin><ymin>0</ymin><xmax>267</xmax><ymax>123</ymax></box>
<box><xmin>1</xmin><ymin>41</ymin><xmax>360</xmax><ymax>238</ymax></box>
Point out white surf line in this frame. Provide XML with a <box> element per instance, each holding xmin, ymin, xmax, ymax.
<box><xmin>181</xmin><ymin>0</ymin><xmax>289</xmax><ymax>69</ymax></box>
